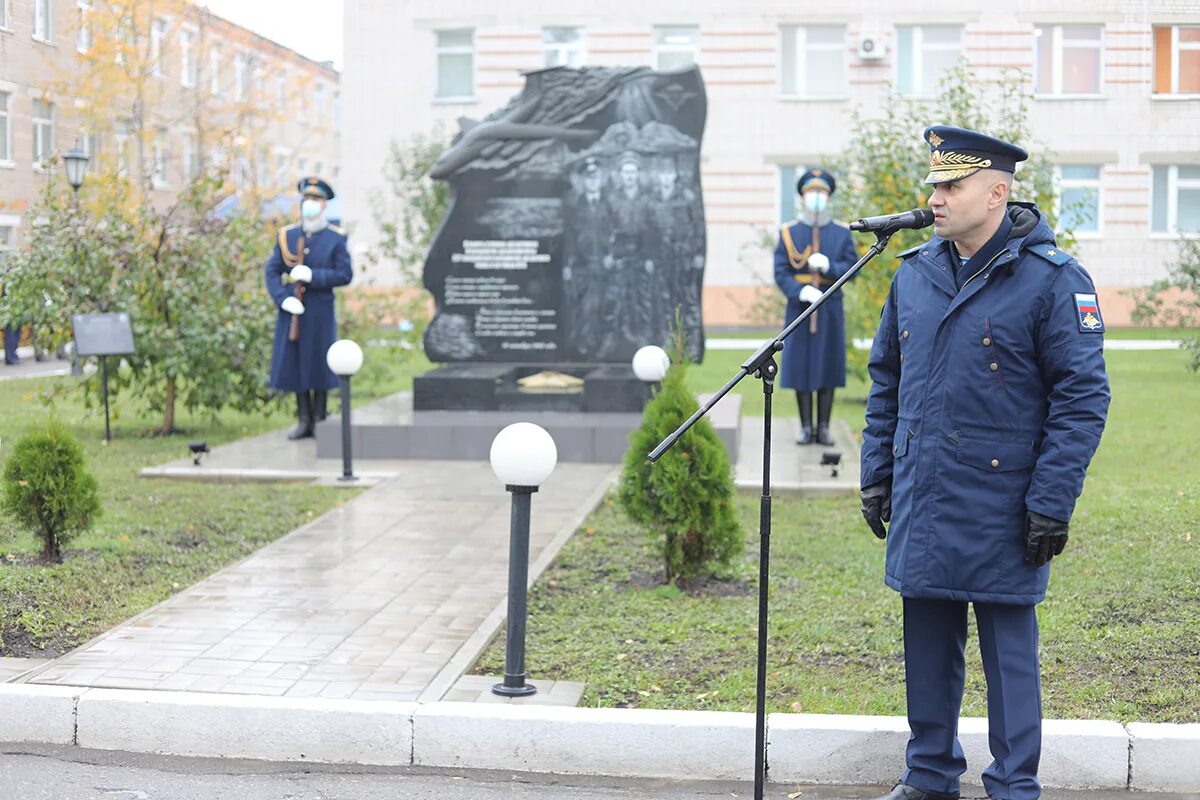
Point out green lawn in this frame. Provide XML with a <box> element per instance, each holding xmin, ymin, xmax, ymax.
<box><xmin>475</xmin><ymin>348</ymin><xmax>1200</xmax><ymax>723</ymax></box>
<box><xmin>0</xmin><ymin>343</ymin><xmax>431</xmax><ymax>658</ymax></box>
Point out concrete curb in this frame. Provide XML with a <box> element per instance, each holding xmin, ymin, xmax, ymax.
<box><xmin>1</xmin><ymin>684</ymin><xmax>1197</xmax><ymax>792</ymax></box>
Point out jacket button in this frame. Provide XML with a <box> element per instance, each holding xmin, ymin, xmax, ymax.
<box><xmin>902</xmin><ymin>330</ymin><xmax>909</xmax><ymax>339</ymax></box>
<box><xmin>989</xmin><ymin>362</ymin><xmax>999</xmax><ymax>371</ymax></box>
<box><xmin>304</xmin><ymin>247</ymin><xmax>310</xmax><ymax>254</ymax></box>
<box><xmin>900</xmin><ymin>353</ymin><xmax>905</xmax><ymax>362</ymax></box>
<box><xmin>991</xmin><ymin>458</ymin><xmax>1000</xmax><ymax>468</ymax></box>
<box><xmin>982</xmin><ymin>337</ymin><xmax>992</xmax><ymax>346</ymax></box>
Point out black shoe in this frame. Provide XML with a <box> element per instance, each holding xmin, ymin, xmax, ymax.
<box><xmin>287</xmin><ymin>392</ymin><xmax>314</xmax><ymax>440</ymax></box>
<box><xmin>4</xmin><ymin>357</ymin><xmax>21</xmax><ymax>366</ymax></box>
<box><xmin>873</xmin><ymin>784</ymin><xmax>959</xmax><ymax>800</ymax></box>
<box><xmin>312</xmin><ymin>390</ymin><xmax>328</xmax><ymax>423</ymax></box>
<box><xmin>816</xmin><ymin>423</ymin><xmax>835</xmax><ymax>446</ymax></box>
<box><xmin>816</xmin><ymin>388</ymin><xmax>836</xmax><ymax>445</ymax></box>
<box><xmin>795</xmin><ymin>391</ymin><xmax>814</xmax><ymax>445</ymax></box>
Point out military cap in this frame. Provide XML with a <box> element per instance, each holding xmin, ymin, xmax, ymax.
<box><xmin>922</xmin><ymin>126</ymin><xmax>1028</xmax><ymax>184</ymax></box>
<box><xmin>797</xmin><ymin>168</ymin><xmax>835</xmax><ymax>195</ymax></box>
<box><xmin>581</xmin><ymin>156</ymin><xmax>600</xmax><ymax>175</ymax></box>
<box><xmin>617</xmin><ymin>150</ymin><xmax>642</xmax><ymax>170</ymax></box>
<box><xmin>299</xmin><ymin>176</ymin><xmax>335</xmax><ymax>200</ymax></box>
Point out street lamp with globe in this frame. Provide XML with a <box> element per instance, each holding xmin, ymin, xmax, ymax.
<box><xmin>489</xmin><ymin>422</ymin><xmax>558</xmax><ymax>697</ymax></box>
<box><xmin>325</xmin><ymin>339</ymin><xmax>364</xmax><ymax>481</ymax></box>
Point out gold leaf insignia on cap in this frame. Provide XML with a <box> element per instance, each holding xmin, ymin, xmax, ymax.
<box><xmin>928</xmin><ymin>132</ymin><xmax>944</xmax><ymax>148</ymax></box>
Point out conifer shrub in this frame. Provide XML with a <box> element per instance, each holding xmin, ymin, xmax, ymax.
<box><xmin>618</xmin><ymin>340</ymin><xmax>743</xmax><ymax>583</ymax></box>
<box><xmin>1</xmin><ymin>421</ymin><xmax>101</xmax><ymax>564</ymax></box>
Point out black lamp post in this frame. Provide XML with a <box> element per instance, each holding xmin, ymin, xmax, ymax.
<box><xmin>489</xmin><ymin>422</ymin><xmax>558</xmax><ymax>697</ymax></box>
<box><xmin>325</xmin><ymin>339</ymin><xmax>363</xmax><ymax>481</ymax></box>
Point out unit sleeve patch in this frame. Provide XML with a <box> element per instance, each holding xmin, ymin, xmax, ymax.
<box><xmin>1074</xmin><ymin>293</ymin><xmax>1105</xmax><ymax>333</ymax></box>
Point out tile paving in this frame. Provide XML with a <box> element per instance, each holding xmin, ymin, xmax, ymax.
<box><xmin>21</xmin><ymin>456</ymin><xmax>615</xmax><ymax>705</ymax></box>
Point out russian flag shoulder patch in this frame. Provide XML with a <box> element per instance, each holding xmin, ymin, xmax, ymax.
<box><xmin>1074</xmin><ymin>292</ymin><xmax>1104</xmax><ymax>333</ymax></box>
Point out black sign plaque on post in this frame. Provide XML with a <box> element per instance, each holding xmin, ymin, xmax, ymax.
<box><xmin>72</xmin><ymin>313</ymin><xmax>136</xmax><ymax>443</ymax></box>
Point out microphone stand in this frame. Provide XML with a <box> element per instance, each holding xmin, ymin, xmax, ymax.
<box><xmin>648</xmin><ymin>229</ymin><xmax>896</xmax><ymax>800</ymax></box>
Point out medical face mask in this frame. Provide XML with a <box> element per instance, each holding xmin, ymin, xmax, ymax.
<box><xmin>301</xmin><ymin>199</ymin><xmax>323</xmax><ymax>219</ymax></box>
<box><xmin>803</xmin><ymin>192</ymin><xmax>829</xmax><ymax>214</ymax></box>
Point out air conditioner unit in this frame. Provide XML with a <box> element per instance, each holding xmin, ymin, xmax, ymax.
<box><xmin>857</xmin><ymin>35</ymin><xmax>886</xmax><ymax>61</ymax></box>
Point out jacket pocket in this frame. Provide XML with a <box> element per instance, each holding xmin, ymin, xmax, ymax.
<box><xmin>955</xmin><ymin>439</ymin><xmax>1036</xmax><ymax>473</ymax></box>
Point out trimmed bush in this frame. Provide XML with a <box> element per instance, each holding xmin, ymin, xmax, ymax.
<box><xmin>618</xmin><ymin>345</ymin><xmax>743</xmax><ymax>584</ymax></box>
<box><xmin>1</xmin><ymin>420</ymin><xmax>101</xmax><ymax>563</ymax></box>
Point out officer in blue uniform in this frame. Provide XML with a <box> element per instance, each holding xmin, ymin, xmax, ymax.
<box><xmin>859</xmin><ymin>127</ymin><xmax>1110</xmax><ymax>800</ymax></box>
<box><xmin>264</xmin><ymin>177</ymin><xmax>353</xmax><ymax>440</ymax></box>
<box><xmin>773</xmin><ymin>169</ymin><xmax>859</xmax><ymax>445</ymax></box>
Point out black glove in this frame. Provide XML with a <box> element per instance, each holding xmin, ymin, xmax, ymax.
<box><xmin>860</xmin><ymin>480</ymin><xmax>892</xmax><ymax>540</ymax></box>
<box><xmin>1025</xmin><ymin>510</ymin><xmax>1069</xmax><ymax>567</ymax></box>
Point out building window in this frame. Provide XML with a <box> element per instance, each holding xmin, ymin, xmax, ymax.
<box><xmin>780</xmin><ymin>25</ymin><xmax>847</xmax><ymax>98</ymax></box>
<box><xmin>1154</xmin><ymin>25</ymin><xmax>1200</xmax><ymax>95</ymax></box>
<box><xmin>333</xmin><ymin>90</ymin><xmax>341</xmax><ymax>129</ymax></box>
<box><xmin>1152</xmin><ymin>165</ymin><xmax>1200</xmax><ymax>235</ymax></box>
<box><xmin>296</xmin><ymin>78</ymin><xmax>307</xmax><ymax>124</ymax></box>
<box><xmin>276</xmin><ymin>72</ymin><xmax>287</xmax><ymax>112</ymax></box>
<box><xmin>435</xmin><ymin>29</ymin><xmax>474</xmax><ymax>100</ymax></box>
<box><xmin>181</xmin><ymin>133</ymin><xmax>197</xmax><ymax>181</ymax></box>
<box><xmin>235</xmin><ymin>54</ymin><xmax>251</xmax><ymax>102</ymax></box>
<box><xmin>209</xmin><ymin>47</ymin><xmax>221</xmax><ymax>95</ymax></box>
<box><xmin>150</xmin><ymin>18</ymin><xmax>168</xmax><ymax>78</ymax></box>
<box><xmin>315</xmin><ymin>82</ymin><xmax>326</xmax><ymax>119</ymax></box>
<box><xmin>180</xmin><ymin>29</ymin><xmax>197</xmax><ymax>87</ymax></box>
<box><xmin>33</xmin><ymin>0</ymin><xmax>51</xmax><ymax>41</ymax></box>
<box><xmin>32</xmin><ymin>99</ymin><xmax>54</xmax><ymax>166</ymax></box>
<box><xmin>1</xmin><ymin>0</ymin><xmax>10</xmax><ymax>29</ymax></box>
<box><xmin>81</xmin><ymin>129</ymin><xmax>100</xmax><ymax>160</ymax></box>
<box><xmin>0</xmin><ymin>91</ymin><xmax>11</xmax><ymax>163</ymax></box>
<box><xmin>1056</xmin><ymin>165</ymin><xmax>1101</xmax><ymax>236</ymax></box>
<box><xmin>895</xmin><ymin>26</ymin><xmax>962</xmax><ymax>96</ymax></box>
<box><xmin>314</xmin><ymin>160</ymin><xmax>323</xmax><ymax>178</ymax></box>
<box><xmin>1034</xmin><ymin>25</ymin><xmax>1102</xmax><ymax>96</ymax></box>
<box><xmin>653</xmin><ymin>25</ymin><xmax>699</xmax><ymax>71</ymax></box>
<box><xmin>77</xmin><ymin>0</ymin><xmax>92</xmax><ymax>53</ymax></box>
<box><xmin>0</xmin><ymin>217</ymin><xmax>16</xmax><ymax>255</ymax></box>
<box><xmin>152</xmin><ymin>134</ymin><xmax>168</xmax><ymax>188</ymax></box>
<box><xmin>778</xmin><ymin>165</ymin><xmax>799</xmax><ymax>224</ymax></box>
<box><xmin>544</xmin><ymin>26</ymin><xmax>585</xmax><ymax>67</ymax></box>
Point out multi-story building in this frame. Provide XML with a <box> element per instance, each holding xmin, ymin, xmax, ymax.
<box><xmin>0</xmin><ymin>0</ymin><xmax>341</xmax><ymax>257</ymax></box>
<box><xmin>343</xmin><ymin>1</ymin><xmax>1199</xmax><ymax>326</ymax></box>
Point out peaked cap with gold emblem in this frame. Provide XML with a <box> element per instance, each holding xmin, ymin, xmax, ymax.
<box><xmin>797</xmin><ymin>167</ymin><xmax>836</xmax><ymax>195</ymax></box>
<box><xmin>298</xmin><ymin>176</ymin><xmax>335</xmax><ymax>200</ymax></box>
<box><xmin>922</xmin><ymin>125</ymin><xmax>1028</xmax><ymax>185</ymax></box>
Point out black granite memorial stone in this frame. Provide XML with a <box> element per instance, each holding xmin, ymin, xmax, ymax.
<box><xmin>416</xmin><ymin>66</ymin><xmax>707</xmax><ymax>412</ymax></box>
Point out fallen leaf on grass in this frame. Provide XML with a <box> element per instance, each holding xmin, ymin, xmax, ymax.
<box><xmin>790</xmin><ymin>701</ymin><xmax>803</xmax><ymax>712</ymax></box>
<box><xmin>616</xmin><ymin>653</ymin><xmax>627</xmax><ymax>660</ymax></box>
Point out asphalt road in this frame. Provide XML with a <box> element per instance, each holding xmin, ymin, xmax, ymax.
<box><xmin>1</xmin><ymin>744</ymin><xmax>1194</xmax><ymax>800</ymax></box>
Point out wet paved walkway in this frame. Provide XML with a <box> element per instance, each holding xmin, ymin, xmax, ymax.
<box><xmin>22</xmin><ymin>458</ymin><xmax>614</xmax><ymax>703</ymax></box>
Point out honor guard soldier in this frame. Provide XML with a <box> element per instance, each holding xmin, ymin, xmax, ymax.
<box><xmin>773</xmin><ymin>168</ymin><xmax>860</xmax><ymax>445</ymax></box>
<box><xmin>265</xmin><ymin>177</ymin><xmax>353</xmax><ymax>440</ymax></box>
<box><xmin>859</xmin><ymin>126</ymin><xmax>1110</xmax><ymax>800</ymax></box>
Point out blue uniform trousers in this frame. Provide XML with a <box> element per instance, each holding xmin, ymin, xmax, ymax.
<box><xmin>3</xmin><ymin>326</ymin><xmax>19</xmax><ymax>364</ymax></box>
<box><xmin>902</xmin><ymin>598</ymin><xmax>1042</xmax><ymax>800</ymax></box>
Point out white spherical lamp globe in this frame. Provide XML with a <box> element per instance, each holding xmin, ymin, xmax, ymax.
<box><xmin>490</xmin><ymin>423</ymin><xmax>558</xmax><ymax>487</ymax></box>
<box><xmin>632</xmin><ymin>345</ymin><xmax>670</xmax><ymax>382</ymax></box>
<box><xmin>326</xmin><ymin>339</ymin><xmax>364</xmax><ymax>376</ymax></box>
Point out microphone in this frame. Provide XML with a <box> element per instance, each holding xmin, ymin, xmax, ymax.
<box><xmin>849</xmin><ymin>208</ymin><xmax>935</xmax><ymax>233</ymax></box>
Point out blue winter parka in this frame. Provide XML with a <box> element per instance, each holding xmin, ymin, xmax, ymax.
<box><xmin>860</xmin><ymin>204</ymin><xmax>1110</xmax><ymax>605</ymax></box>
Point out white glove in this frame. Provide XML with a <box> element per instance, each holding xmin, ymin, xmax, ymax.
<box><xmin>290</xmin><ymin>264</ymin><xmax>313</xmax><ymax>283</ymax></box>
<box><xmin>807</xmin><ymin>252</ymin><xmax>830</xmax><ymax>274</ymax></box>
<box><xmin>281</xmin><ymin>296</ymin><xmax>305</xmax><ymax>315</ymax></box>
<box><xmin>799</xmin><ymin>285</ymin><xmax>822</xmax><ymax>305</ymax></box>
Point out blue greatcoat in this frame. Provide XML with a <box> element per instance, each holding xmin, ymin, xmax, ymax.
<box><xmin>264</xmin><ymin>223</ymin><xmax>353</xmax><ymax>392</ymax></box>
<box><xmin>860</xmin><ymin>204</ymin><xmax>1109</xmax><ymax>605</ymax></box>
<box><xmin>773</xmin><ymin>218</ymin><xmax>860</xmax><ymax>391</ymax></box>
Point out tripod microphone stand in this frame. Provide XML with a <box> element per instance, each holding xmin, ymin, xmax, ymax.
<box><xmin>648</xmin><ymin>229</ymin><xmax>895</xmax><ymax>799</ymax></box>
